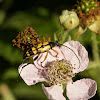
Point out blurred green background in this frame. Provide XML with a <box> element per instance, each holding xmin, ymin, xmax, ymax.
<box><xmin>0</xmin><ymin>0</ymin><xmax>100</xmax><ymax>100</ymax></box>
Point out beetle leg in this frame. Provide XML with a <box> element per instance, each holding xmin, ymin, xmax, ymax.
<box><xmin>48</xmin><ymin>37</ymin><xmax>51</xmax><ymax>42</ymax></box>
<box><xmin>35</xmin><ymin>54</ymin><xmax>43</xmax><ymax>66</ymax></box>
<box><xmin>52</xmin><ymin>49</ymin><xmax>58</xmax><ymax>57</ymax></box>
<box><xmin>41</xmin><ymin>51</ymin><xmax>48</xmax><ymax>66</ymax></box>
<box><xmin>43</xmin><ymin>36</ymin><xmax>46</xmax><ymax>42</ymax></box>
<box><xmin>17</xmin><ymin>63</ymin><xmax>29</xmax><ymax>82</ymax></box>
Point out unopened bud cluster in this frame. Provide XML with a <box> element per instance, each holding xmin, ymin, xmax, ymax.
<box><xmin>77</xmin><ymin>0</ymin><xmax>98</xmax><ymax>13</ymax></box>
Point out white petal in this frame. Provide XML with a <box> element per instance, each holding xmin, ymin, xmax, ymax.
<box><xmin>18</xmin><ymin>63</ymin><xmax>46</xmax><ymax>85</ymax></box>
<box><xmin>66</xmin><ymin>78</ymin><xmax>97</xmax><ymax>100</ymax></box>
<box><xmin>61</xmin><ymin>41</ymin><xmax>89</xmax><ymax>73</ymax></box>
<box><xmin>42</xmin><ymin>84</ymin><xmax>66</xmax><ymax>100</ymax></box>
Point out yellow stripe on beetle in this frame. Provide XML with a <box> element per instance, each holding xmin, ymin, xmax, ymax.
<box><xmin>32</xmin><ymin>47</ymin><xmax>37</xmax><ymax>54</ymax></box>
<box><xmin>38</xmin><ymin>45</ymin><xmax>51</xmax><ymax>52</ymax></box>
<box><xmin>26</xmin><ymin>51</ymin><xmax>30</xmax><ymax>57</ymax></box>
<box><xmin>37</xmin><ymin>43</ymin><xmax>42</xmax><ymax>48</ymax></box>
<box><xmin>43</xmin><ymin>42</ymin><xmax>49</xmax><ymax>45</ymax></box>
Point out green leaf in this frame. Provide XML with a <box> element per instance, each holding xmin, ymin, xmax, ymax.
<box><xmin>0</xmin><ymin>41</ymin><xmax>22</xmax><ymax>64</ymax></box>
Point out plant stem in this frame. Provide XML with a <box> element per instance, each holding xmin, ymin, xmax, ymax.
<box><xmin>91</xmin><ymin>32</ymin><xmax>99</xmax><ymax>62</ymax></box>
<box><xmin>60</xmin><ymin>29</ymin><xmax>69</xmax><ymax>44</ymax></box>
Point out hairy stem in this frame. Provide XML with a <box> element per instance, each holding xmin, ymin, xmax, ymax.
<box><xmin>60</xmin><ymin>29</ymin><xmax>69</xmax><ymax>44</ymax></box>
<box><xmin>91</xmin><ymin>32</ymin><xmax>99</xmax><ymax>62</ymax></box>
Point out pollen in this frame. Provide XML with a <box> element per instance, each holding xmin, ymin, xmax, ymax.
<box><xmin>45</xmin><ymin>59</ymin><xmax>76</xmax><ymax>86</ymax></box>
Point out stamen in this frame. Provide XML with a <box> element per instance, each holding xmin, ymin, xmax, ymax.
<box><xmin>44</xmin><ymin>59</ymin><xmax>76</xmax><ymax>85</ymax></box>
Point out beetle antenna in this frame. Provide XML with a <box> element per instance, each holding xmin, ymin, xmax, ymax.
<box><xmin>59</xmin><ymin>43</ymin><xmax>81</xmax><ymax>68</ymax></box>
<box><xmin>16</xmin><ymin>63</ymin><xmax>29</xmax><ymax>83</ymax></box>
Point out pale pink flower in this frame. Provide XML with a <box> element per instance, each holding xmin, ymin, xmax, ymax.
<box><xmin>18</xmin><ymin>41</ymin><xmax>97</xmax><ymax>100</ymax></box>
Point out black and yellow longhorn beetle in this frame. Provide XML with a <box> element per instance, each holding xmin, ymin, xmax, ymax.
<box><xmin>22</xmin><ymin>37</ymin><xmax>80</xmax><ymax>67</ymax></box>
<box><xmin>23</xmin><ymin>37</ymin><xmax>59</xmax><ymax>64</ymax></box>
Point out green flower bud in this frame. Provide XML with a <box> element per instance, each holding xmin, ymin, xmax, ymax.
<box><xmin>85</xmin><ymin>8</ymin><xmax>90</xmax><ymax>13</ymax></box>
<box><xmin>91</xmin><ymin>0</ymin><xmax>95</xmax><ymax>5</ymax></box>
<box><xmin>84</xmin><ymin>1</ymin><xmax>90</xmax><ymax>7</ymax></box>
<box><xmin>59</xmin><ymin>10</ymin><xmax>79</xmax><ymax>29</ymax></box>
<box><xmin>81</xmin><ymin>4</ymin><xmax>85</xmax><ymax>10</ymax></box>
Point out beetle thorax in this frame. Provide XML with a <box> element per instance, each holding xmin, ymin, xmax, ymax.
<box><xmin>49</xmin><ymin>42</ymin><xmax>56</xmax><ymax>48</ymax></box>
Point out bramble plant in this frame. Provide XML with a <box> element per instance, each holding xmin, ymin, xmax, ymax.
<box><xmin>11</xmin><ymin>0</ymin><xmax>99</xmax><ymax>100</ymax></box>
<box><xmin>13</xmin><ymin>18</ymin><xmax>97</xmax><ymax>100</ymax></box>
<box><xmin>1</xmin><ymin>0</ymin><xmax>100</xmax><ymax>100</ymax></box>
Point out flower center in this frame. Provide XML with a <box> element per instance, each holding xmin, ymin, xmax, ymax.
<box><xmin>45</xmin><ymin>59</ymin><xmax>76</xmax><ymax>85</ymax></box>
